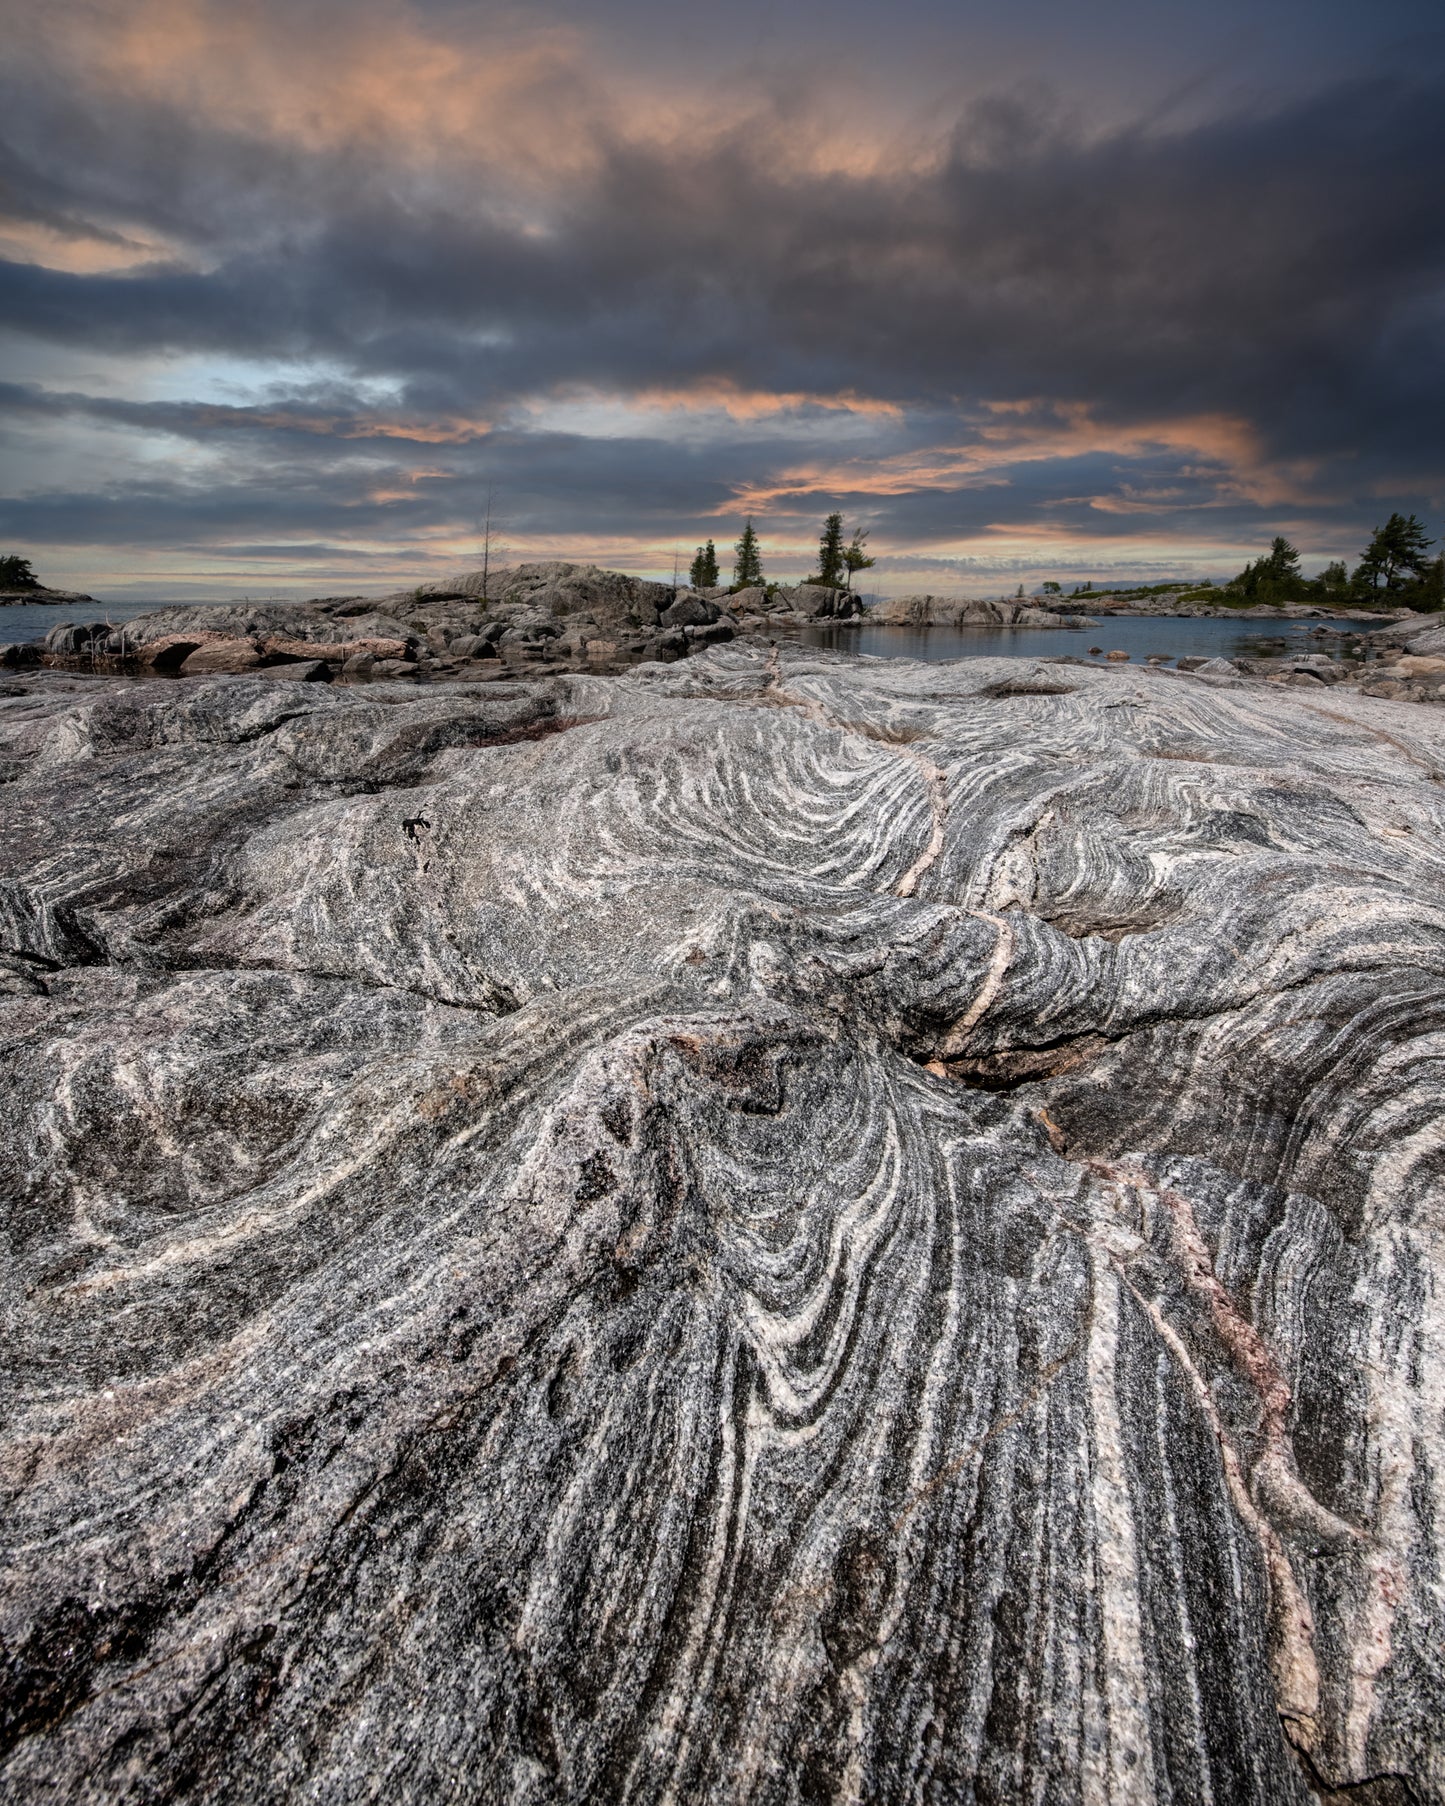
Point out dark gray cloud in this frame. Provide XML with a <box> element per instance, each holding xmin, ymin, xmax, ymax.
<box><xmin>1</xmin><ymin>0</ymin><xmax>1443</xmax><ymax>592</ymax></box>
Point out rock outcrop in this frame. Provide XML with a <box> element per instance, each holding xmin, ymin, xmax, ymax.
<box><xmin>2</xmin><ymin>651</ymin><xmax>1444</xmax><ymax>1803</ymax></box>
<box><xmin>0</xmin><ymin>585</ymin><xmax>95</xmax><ymax>606</ymax></box>
<box><xmin>871</xmin><ymin>594</ymin><xmax>1079</xmax><ymax>628</ymax></box>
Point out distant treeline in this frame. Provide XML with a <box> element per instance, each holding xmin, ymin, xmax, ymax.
<box><xmin>1230</xmin><ymin>515</ymin><xmax>1443</xmax><ymax>609</ymax></box>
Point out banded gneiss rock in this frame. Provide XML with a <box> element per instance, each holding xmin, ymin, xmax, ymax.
<box><xmin>1</xmin><ymin>650</ymin><xmax>1441</xmax><ymax>1803</ymax></box>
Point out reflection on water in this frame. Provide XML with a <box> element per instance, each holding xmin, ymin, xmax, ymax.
<box><xmin>1</xmin><ymin>597</ymin><xmax>1394</xmax><ymax>671</ymax></box>
<box><xmin>796</xmin><ymin>616</ymin><xmax>1389</xmax><ymax>665</ymax></box>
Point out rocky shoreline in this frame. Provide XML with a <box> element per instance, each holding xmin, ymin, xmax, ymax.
<box><xmin>2</xmin><ymin>645</ymin><xmax>1443</xmax><ymax>1801</ymax></box>
<box><xmin>6</xmin><ymin>560</ymin><xmax>1443</xmax><ymax>708</ymax></box>
<box><xmin>0</xmin><ymin>563</ymin><xmax>864</xmax><ymax>684</ymax></box>
<box><xmin>0</xmin><ymin>584</ymin><xmax>97</xmax><ymax>607</ymax></box>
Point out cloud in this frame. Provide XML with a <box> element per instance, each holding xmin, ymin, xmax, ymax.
<box><xmin>1</xmin><ymin>0</ymin><xmax>1443</xmax><ymax>592</ymax></box>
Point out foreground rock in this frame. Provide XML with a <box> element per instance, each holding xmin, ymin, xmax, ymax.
<box><xmin>1</xmin><ymin>652</ymin><xmax>1443</xmax><ymax>1802</ymax></box>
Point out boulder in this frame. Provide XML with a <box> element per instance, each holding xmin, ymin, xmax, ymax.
<box><xmin>786</xmin><ymin>584</ymin><xmax>863</xmax><ymax>620</ymax></box>
<box><xmin>0</xmin><ymin>642</ymin><xmax>41</xmax><ymax>668</ymax></box>
<box><xmin>136</xmin><ymin>635</ymin><xmax>209</xmax><ymax>673</ymax></box>
<box><xmin>257</xmin><ymin>659</ymin><xmax>332</xmax><ymax>683</ymax></box>
<box><xmin>43</xmin><ymin>621</ymin><xmax>109</xmax><ymax>655</ymax></box>
<box><xmin>660</xmin><ymin>593</ymin><xmax>719</xmax><ymax>629</ymax></box>
<box><xmin>1400</xmin><ymin>624</ymin><xmax>1445</xmax><ymax>659</ymax></box>
<box><xmin>179</xmin><ymin>640</ymin><xmax>266</xmax><ymax>675</ymax></box>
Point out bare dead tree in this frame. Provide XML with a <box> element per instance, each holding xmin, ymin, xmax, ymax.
<box><xmin>478</xmin><ymin>488</ymin><xmax>509</xmax><ymax>599</ymax></box>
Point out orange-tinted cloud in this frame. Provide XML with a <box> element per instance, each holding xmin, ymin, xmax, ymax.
<box><xmin>719</xmin><ymin>403</ymin><xmax>1329</xmax><ymax>522</ymax></box>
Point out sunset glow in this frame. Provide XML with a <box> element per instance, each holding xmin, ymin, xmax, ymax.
<box><xmin>2</xmin><ymin>0</ymin><xmax>1442</xmax><ymax>597</ymax></box>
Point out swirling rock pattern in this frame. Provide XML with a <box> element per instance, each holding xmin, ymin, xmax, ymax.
<box><xmin>1</xmin><ymin>651</ymin><xmax>1442</xmax><ymax>1804</ymax></box>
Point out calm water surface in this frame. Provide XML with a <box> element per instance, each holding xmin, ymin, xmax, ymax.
<box><xmin>0</xmin><ymin>598</ymin><xmax>212</xmax><ymax>641</ymax></box>
<box><xmin>800</xmin><ymin>615</ymin><xmax>1390</xmax><ymax>664</ymax></box>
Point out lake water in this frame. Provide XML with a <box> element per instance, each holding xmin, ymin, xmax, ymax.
<box><xmin>799</xmin><ymin>615</ymin><xmax>1391</xmax><ymax>665</ymax></box>
<box><xmin>1</xmin><ymin>597</ymin><xmax>1393</xmax><ymax>667</ymax></box>
<box><xmin>0</xmin><ymin>597</ymin><xmax>201</xmax><ymax>642</ymax></box>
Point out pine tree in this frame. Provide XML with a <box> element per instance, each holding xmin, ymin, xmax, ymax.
<box><xmin>0</xmin><ymin>554</ymin><xmax>39</xmax><ymax>591</ymax></box>
<box><xmin>701</xmin><ymin>539</ymin><xmax>719</xmax><ymax>587</ymax></box>
<box><xmin>1318</xmin><ymin>560</ymin><xmax>1351</xmax><ymax>598</ymax></box>
<box><xmin>733</xmin><ymin>519</ymin><xmax>763</xmax><ymax>589</ymax></box>
<box><xmin>1418</xmin><ymin>552</ymin><xmax>1445</xmax><ymax>611</ymax></box>
<box><xmin>816</xmin><ymin>512</ymin><xmax>845</xmax><ymax>587</ymax></box>
<box><xmin>1354</xmin><ymin>513</ymin><xmax>1435</xmax><ymax>592</ymax></box>
<box><xmin>689</xmin><ymin>546</ymin><xmax>709</xmax><ymax>589</ymax></box>
<box><xmin>1232</xmin><ymin>535</ymin><xmax>1307</xmax><ymax>602</ymax></box>
<box><xmin>841</xmin><ymin>527</ymin><xmax>875</xmax><ymax>590</ymax></box>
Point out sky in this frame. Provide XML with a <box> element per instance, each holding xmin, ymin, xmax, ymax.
<box><xmin>1</xmin><ymin>0</ymin><xmax>1443</xmax><ymax>599</ymax></box>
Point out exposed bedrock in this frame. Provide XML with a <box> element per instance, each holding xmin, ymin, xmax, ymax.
<box><xmin>871</xmin><ymin>594</ymin><xmax>1079</xmax><ymax>628</ymax></box>
<box><xmin>1</xmin><ymin>652</ymin><xmax>1443</xmax><ymax>1803</ymax></box>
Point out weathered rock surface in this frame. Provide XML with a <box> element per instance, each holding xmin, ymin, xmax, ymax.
<box><xmin>1</xmin><ymin>650</ymin><xmax>1443</xmax><ymax>1803</ymax></box>
<box><xmin>872</xmin><ymin>594</ymin><xmax>1076</xmax><ymax>628</ymax></box>
<box><xmin>37</xmin><ymin>566</ymin><xmax>866</xmax><ymax>687</ymax></box>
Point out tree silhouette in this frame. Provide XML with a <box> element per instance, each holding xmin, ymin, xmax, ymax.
<box><xmin>841</xmin><ymin>527</ymin><xmax>875</xmax><ymax>590</ymax></box>
<box><xmin>689</xmin><ymin>539</ymin><xmax>719</xmax><ymax>589</ymax></box>
<box><xmin>733</xmin><ymin>520</ymin><xmax>763</xmax><ymax>589</ymax></box>
<box><xmin>0</xmin><ymin>555</ymin><xmax>39</xmax><ymax>591</ymax></box>
<box><xmin>1354</xmin><ymin>514</ymin><xmax>1435</xmax><ymax>592</ymax></box>
<box><xmin>816</xmin><ymin>512</ymin><xmax>845</xmax><ymax>587</ymax></box>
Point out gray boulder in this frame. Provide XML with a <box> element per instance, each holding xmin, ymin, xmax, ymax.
<box><xmin>660</xmin><ymin>592</ymin><xmax>720</xmax><ymax>629</ymax></box>
<box><xmin>785</xmin><ymin>585</ymin><xmax>862</xmax><ymax>620</ymax></box>
<box><xmin>44</xmin><ymin>621</ymin><xmax>110</xmax><ymax>655</ymax></box>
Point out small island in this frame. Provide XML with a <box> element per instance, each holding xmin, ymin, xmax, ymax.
<box><xmin>0</xmin><ymin>554</ymin><xmax>94</xmax><ymax>606</ymax></box>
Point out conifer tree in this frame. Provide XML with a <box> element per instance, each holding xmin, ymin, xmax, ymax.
<box><xmin>698</xmin><ymin>539</ymin><xmax>719</xmax><ymax>587</ymax></box>
<box><xmin>1232</xmin><ymin>535</ymin><xmax>1307</xmax><ymax>602</ymax></box>
<box><xmin>816</xmin><ymin>512</ymin><xmax>845</xmax><ymax>587</ymax></box>
<box><xmin>841</xmin><ymin>527</ymin><xmax>875</xmax><ymax>590</ymax></box>
<box><xmin>1421</xmin><ymin>552</ymin><xmax>1445</xmax><ymax>611</ymax></box>
<box><xmin>689</xmin><ymin>545</ymin><xmax>709</xmax><ymax>589</ymax></box>
<box><xmin>0</xmin><ymin>554</ymin><xmax>39</xmax><ymax>591</ymax></box>
<box><xmin>733</xmin><ymin>519</ymin><xmax>763</xmax><ymax>589</ymax></box>
<box><xmin>1354</xmin><ymin>513</ymin><xmax>1435</xmax><ymax>592</ymax></box>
